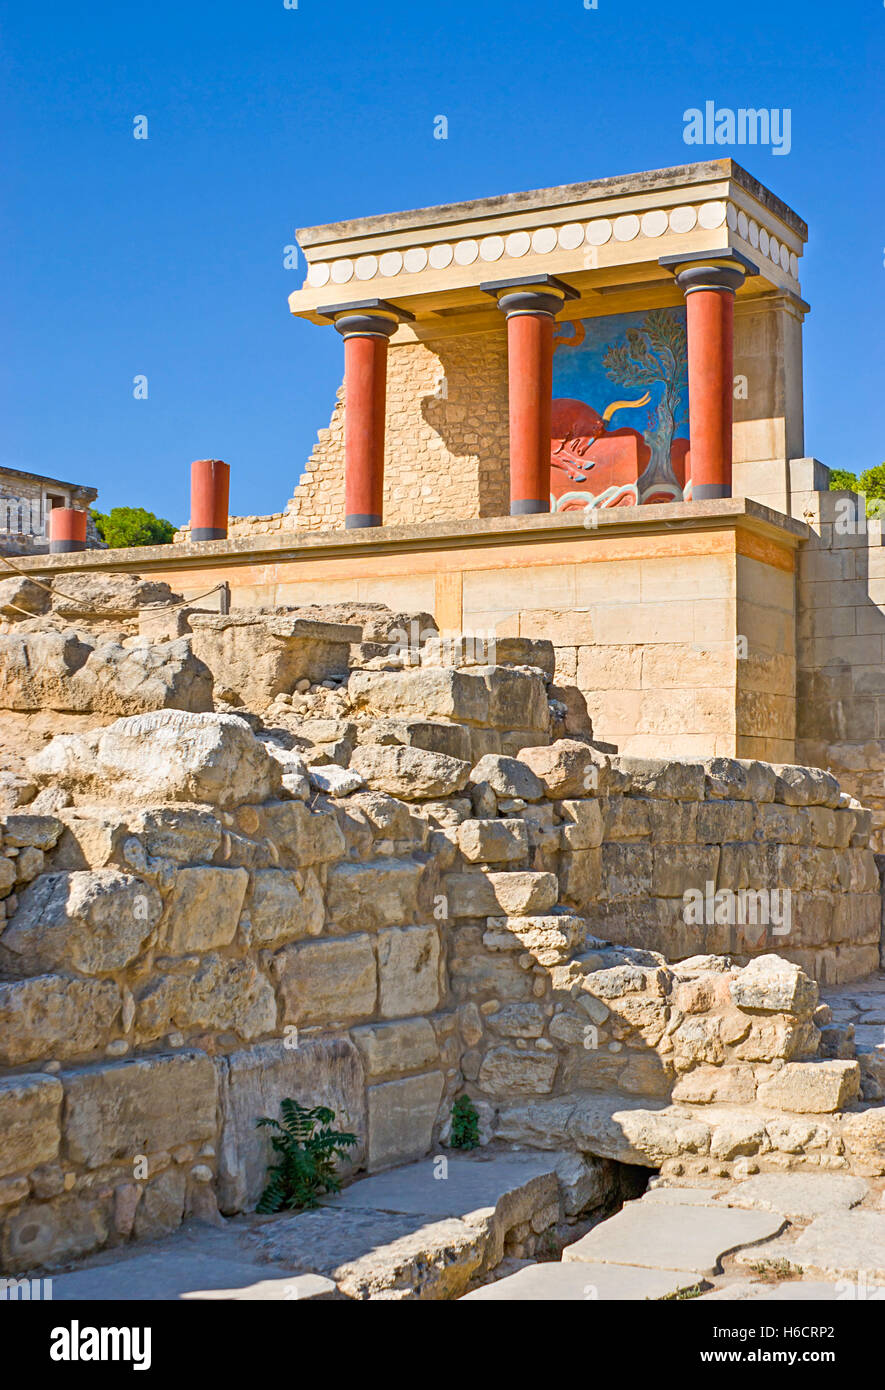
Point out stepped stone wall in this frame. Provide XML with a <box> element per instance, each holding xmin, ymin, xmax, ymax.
<box><xmin>0</xmin><ymin>575</ymin><xmax>884</xmax><ymax>1275</ymax></box>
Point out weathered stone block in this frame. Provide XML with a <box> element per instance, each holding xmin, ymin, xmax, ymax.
<box><xmin>216</xmin><ymin>1037</ymin><xmax>366</xmax><ymax>1213</ymax></box>
<box><xmin>652</xmin><ymin>844</ymin><xmax>720</xmax><ymax>898</ymax></box>
<box><xmin>2</xmin><ymin>869</ymin><xmax>161</xmax><ymax>973</ymax></box>
<box><xmin>162</xmin><ymin>866</ymin><xmax>248</xmax><ymax>952</ymax></box>
<box><xmin>696</xmin><ymin>799</ymin><xmax>757</xmax><ymax>843</ymax></box>
<box><xmin>457</xmin><ymin>818</ymin><xmax>528</xmax><ymax>863</ymax></box>
<box><xmin>377</xmin><ymin>925</ymin><xmax>441</xmax><ymax>1017</ymax></box>
<box><xmin>559</xmin><ymin>798</ymin><xmax>604</xmax><ymax>849</ymax></box>
<box><xmin>62</xmin><ymin>1053</ymin><xmax>218</xmax><ymax>1168</ymax></box>
<box><xmin>349</xmin><ymin>743</ymin><xmax>471</xmax><ymax>800</ymax></box>
<box><xmin>756</xmin><ymin>1060</ymin><xmax>860</xmax><ymax>1114</ymax></box>
<box><xmin>259</xmin><ymin>800</ymin><xmax>346</xmax><ymax>866</ymax></box>
<box><xmin>601</xmin><ymin>843</ymin><xmax>654</xmax><ymax>900</ymax></box>
<box><xmin>246</xmin><ymin>867</ymin><xmax>324</xmax><ymax>944</ymax></box>
<box><xmin>612</xmin><ymin>758</ymin><xmax>705</xmax><ymax>800</ymax></box>
<box><xmin>327</xmin><ymin>856</ymin><xmax>425</xmax><ymax>931</ymax></box>
<box><xmin>0</xmin><ymin>1074</ymin><xmax>62</xmax><ymax>1178</ymax></box>
<box><xmin>470</xmin><ymin>754</ymin><xmax>544</xmax><ymax>803</ymax></box>
<box><xmin>272</xmin><ymin>934</ymin><xmax>377</xmax><ymax>1024</ymax></box>
<box><xmin>350</xmin><ymin>1018</ymin><xmax>439</xmax><ymax>1079</ymax></box>
<box><xmin>730</xmin><ymin>954</ymin><xmax>819</xmax><ymax>1015</ymax></box>
<box><xmin>366</xmin><ymin>1072</ymin><xmax>443</xmax><ymax>1170</ymax></box>
<box><xmin>28</xmin><ymin>711</ymin><xmax>282</xmax><ymax>808</ymax></box>
<box><xmin>0</xmin><ymin>975</ymin><xmax>122</xmax><ymax>1066</ymax></box>
<box><xmin>517</xmin><ymin>740</ymin><xmax>604</xmax><ymax>799</ymax></box>
<box><xmin>135</xmin><ymin>954</ymin><xmax>277</xmax><ymax>1042</ymax></box>
<box><xmin>478</xmin><ymin>1047</ymin><xmax>558</xmax><ymax>1097</ymax></box>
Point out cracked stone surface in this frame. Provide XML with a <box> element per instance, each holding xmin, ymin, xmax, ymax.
<box><xmin>562</xmin><ymin>1200</ymin><xmax>785</xmax><ymax>1275</ymax></box>
<box><xmin>462</xmin><ymin>1261</ymin><xmax>703</xmax><ymax>1301</ymax></box>
<box><xmin>717</xmin><ymin>1173</ymin><xmax>869</xmax><ymax>1221</ymax></box>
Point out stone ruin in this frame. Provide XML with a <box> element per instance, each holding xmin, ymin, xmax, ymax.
<box><xmin>1</xmin><ymin>569</ymin><xmax>885</xmax><ymax>1295</ymax></box>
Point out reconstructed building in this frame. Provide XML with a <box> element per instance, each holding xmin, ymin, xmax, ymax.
<box><xmin>19</xmin><ymin>160</ymin><xmax>885</xmax><ymax>842</ymax></box>
<box><xmin>0</xmin><ymin>464</ymin><xmax>100</xmax><ymax>555</ymax></box>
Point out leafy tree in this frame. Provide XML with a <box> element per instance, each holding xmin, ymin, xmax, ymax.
<box><xmin>90</xmin><ymin>506</ymin><xmax>176</xmax><ymax>548</ymax></box>
<box><xmin>827</xmin><ymin>468</ymin><xmax>859</xmax><ymax>493</ymax></box>
<box><xmin>828</xmin><ymin>465</ymin><xmax>885</xmax><ymax>518</ymax></box>
<box><xmin>255</xmin><ymin>1099</ymin><xmax>358</xmax><ymax>1213</ymax></box>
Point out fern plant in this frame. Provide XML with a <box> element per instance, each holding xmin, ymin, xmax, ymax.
<box><xmin>450</xmin><ymin>1094</ymin><xmax>480</xmax><ymax>1150</ymax></box>
<box><xmin>255</xmin><ymin>1099</ymin><xmax>358</xmax><ymax>1213</ymax></box>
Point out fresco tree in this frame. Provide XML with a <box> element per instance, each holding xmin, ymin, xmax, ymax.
<box><xmin>602</xmin><ymin>309</ymin><xmax>688</xmax><ymax>497</ymax></box>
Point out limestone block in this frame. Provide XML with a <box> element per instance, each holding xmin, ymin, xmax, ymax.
<box><xmin>72</xmin><ymin>638</ymin><xmax>215</xmax><ymax>715</ymax></box>
<box><xmin>358</xmin><ymin>716</ymin><xmax>472</xmax><ymax>763</ymax></box>
<box><xmin>62</xmin><ymin>1052</ymin><xmax>218</xmax><ymax>1168</ymax></box>
<box><xmin>488</xmin><ymin>1002</ymin><xmax>549</xmax><ymax>1038</ymax></box>
<box><xmin>135</xmin><ymin>954</ymin><xmax>277</xmax><ymax>1042</ymax></box>
<box><xmin>2</xmin><ymin>869</ymin><xmax>161</xmax><ymax>973</ymax></box>
<box><xmin>442</xmin><ymin>869</ymin><xmax>557</xmax><ymax>917</ymax></box>
<box><xmin>469</xmin><ymin>754</ymin><xmax>544</xmax><ymax>802</ymax></box>
<box><xmin>128</xmin><ymin>806</ymin><xmax>222</xmax><ymax>863</ymax></box>
<box><xmin>612</xmin><ymin>758</ymin><xmax>705</xmax><ymax>801</ymax></box>
<box><xmin>246</xmin><ymin>867</ymin><xmax>324</xmax><ymax>945</ymax></box>
<box><xmin>478</xmin><ymin>665</ymin><xmax>550</xmax><ymax>733</ymax></box>
<box><xmin>216</xmin><ymin>1037</ymin><xmax>366</xmax><ymax>1213</ymax></box>
<box><xmin>652</xmin><ymin>844</ymin><xmax>720</xmax><ymax>898</ymax></box>
<box><xmin>730</xmin><ymin>954</ymin><xmax>819</xmax><ymax>1014</ymax></box>
<box><xmin>28</xmin><ymin>711</ymin><xmax>283</xmax><ymax>808</ymax></box>
<box><xmin>517</xmin><ymin>740</ymin><xmax>606</xmax><ymax>799</ymax></box>
<box><xmin>0</xmin><ymin>574</ymin><xmax>50</xmax><ymax>618</ymax></box>
<box><xmin>1</xmin><ymin>1195</ymin><xmax>110</xmax><ymax>1273</ymax></box>
<box><xmin>0</xmin><ymin>975</ymin><xmax>122</xmax><ymax>1066</ymax></box>
<box><xmin>272</xmin><ymin>934</ymin><xmax>377</xmax><ymax>1024</ymax></box>
<box><xmin>162</xmin><ymin>866</ymin><xmax>249</xmax><ymax>952</ymax></box>
<box><xmin>1</xmin><ymin>813</ymin><xmax>64</xmax><ymax>850</ymax></box>
<box><xmin>704</xmin><ymin>757</ymin><xmax>776</xmax><ymax>802</ymax></box>
<box><xmin>377</xmin><ymin>925</ymin><xmax>441</xmax><ymax>1017</ymax></box>
<box><xmin>601</xmin><ymin>843</ymin><xmax>654</xmax><ymax>900</ymax></box>
<box><xmin>558</xmin><ymin>848</ymin><xmax>602</xmax><ymax>908</ymax></box>
<box><xmin>349</xmin><ymin>667</ymin><xmax>490</xmax><ymax>724</ymax></box>
<box><xmin>187</xmin><ymin>612</ymin><xmax>358</xmax><ymax>708</ymax></box>
<box><xmin>559</xmin><ymin>798</ymin><xmax>604</xmax><ymax>849</ymax></box>
<box><xmin>696</xmin><ymin>799</ymin><xmax>757</xmax><ymax>843</ymax></box>
<box><xmin>366</xmin><ymin>1072</ymin><xmax>443</xmax><ymax>1170</ymax></box>
<box><xmin>485</xmin><ymin>913</ymin><xmax>584</xmax><ymax>965</ymax></box>
<box><xmin>773</xmin><ymin>764</ymin><xmax>841</xmax><ymax>808</ymax></box>
<box><xmin>50</xmin><ymin>572</ymin><xmax>180</xmax><ymax>619</ymax></box>
<box><xmin>346</xmin><ymin>790</ymin><xmax>423</xmax><ymax>842</ymax></box>
<box><xmin>0</xmin><ymin>1074</ymin><xmax>62</xmax><ymax>1178</ymax></box>
<box><xmin>132</xmin><ymin>1169</ymin><xmax>186</xmax><ymax>1241</ymax></box>
<box><xmin>350</xmin><ymin>1018</ymin><xmax>439</xmax><ymax>1080</ymax></box>
<box><xmin>840</xmin><ymin>1108</ymin><xmax>885</xmax><ymax>1174</ymax></box>
<box><xmin>602</xmin><ymin>796</ymin><xmax>650</xmax><ymax>840</ymax></box>
<box><xmin>457</xmin><ymin>818</ymin><xmax>528</xmax><ymax>863</ymax></box>
<box><xmin>327</xmin><ymin>856</ymin><xmax>425</xmax><ymax>932</ymax></box>
<box><xmin>349</xmin><ymin>743</ymin><xmax>470</xmax><ymax>800</ymax></box>
<box><xmin>756</xmin><ymin>1060</ymin><xmax>861</xmax><ymax>1113</ymax></box>
<box><xmin>478</xmin><ymin>1047</ymin><xmax>558</xmax><ymax>1097</ymax></box>
<box><xmin>671</xmin><ymin>1064</ymin><xmax>757</xmax><ymax>1105</ymax></box>
<box><xmin>259</xmin><ymin>800</ymin><xmax>346</xmax><ymax>866</ymax></box>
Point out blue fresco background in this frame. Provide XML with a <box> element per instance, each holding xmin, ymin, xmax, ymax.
<box><xmin>552</xmin><ymin>308</ymin><xmax>689</xmax><ymax>439</ymax></box>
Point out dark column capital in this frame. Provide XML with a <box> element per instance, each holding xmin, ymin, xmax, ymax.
<box><xmin>659</xmin><ymin>249</ymin><xmax>759</xmax><ymax>296</ymax></box>
<box><xmin>481</xmin><ymin>274</ymin><xmax>579</xmax><ymax>319</ymax></box>
<box><xmin>318</xmin><ymin>298</ymin><xmax>414</xmax><ymax>339</ymax></box>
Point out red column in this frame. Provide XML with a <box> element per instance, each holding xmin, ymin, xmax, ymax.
<box><xmin>49</xmin><ymin>507</ymin><xmax>87</xmax><ymax>553</ymax></box>
<box><xmin>190</xmin><ymin>459</ymin><xmax>230</xmax><ymax>541</ymax></box>
<box><xmin>484</xmin><ymin>279</ymin><xmax>577</xmax><ymax>515</ymax></box>
<box><xmin>665</xmin><ymin>256</ymin><xmax>754</xmax><ymax>501</ymax></box>
<box><xmin>331</xmin><ymin>309</ymin><xmax>400</xmax><ymax>528</ymax></box>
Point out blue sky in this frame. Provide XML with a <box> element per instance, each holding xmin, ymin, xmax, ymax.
<box><xmin>2</xmin><ymin>0</ymin><xmax>882</xmax><ymax>524</ymax></box>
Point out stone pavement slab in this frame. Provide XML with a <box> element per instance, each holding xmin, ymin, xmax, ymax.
<box><xmin>641</xmin><ymin>1187</ymin><xmax>725</xmax><ymax>1206</ymax></box>
<box><xmin>461</xmin><ymin>1261</ymin><xmax>703</xmax><ymax>1301</ymax></box>
<box><xmin>718</xmin><ymin>1173</ymin><xmax>869</xmax><ymax>1221</ymax></box>
<box><xmin>321</xmin><ymin>1152</ymin><xmax>558</xmax><ymax>1218</ymax></box>
<box><xmin>700</xmin><ymin>1279</ymin><xmax>866</xmax><ymax>1301</ymax></box>
<box><xmin>562</xmin><ymin>1201</ymin><xmax>785</xmax><ymax>1276</ymax></box>
<box><xmin>776</xmin><ymin>1210</ymin><xmax>885</xmax><ymax>1280</ymax></box>
<box><xmin>43</xmin><ymin>1251</ymin><xmax>335</xmax><ymax>1301</ymax></box>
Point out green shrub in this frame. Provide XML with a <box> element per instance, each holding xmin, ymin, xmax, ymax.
<box><xmin>827</xmin><ymin>468</ymin><xmax>859</xmax><ymax>493</ymax></box>
<box><xmin>255</xmin><ymin>1099</ymin><xmax>358</xmax><ymax>1213</ymax></box>
<box><xmin>450</xmin><ymin>1094</ymin><xmax>480</xmax><ymax>1150</ymax></box>
<box><xmin>90</xmin><ymin>506</ymin><xmax>176</xmax><ymax>547</ymax></box>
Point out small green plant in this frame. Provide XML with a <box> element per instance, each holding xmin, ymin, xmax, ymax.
<box><xmin>450</xmin><ymin>1094</ymin><xmax>480</xmax><ymax>1150</ymax></box>
<box><xmin>255</xmin><ymin>1099</ymin><xmax>358</xmax><ymax>1214</ymax></box>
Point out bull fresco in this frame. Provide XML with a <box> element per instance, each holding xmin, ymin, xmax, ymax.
<box><xmin>550</xmin><ymin>306</ymin><xmax>690</xmax><ymax>510</ymax></box>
